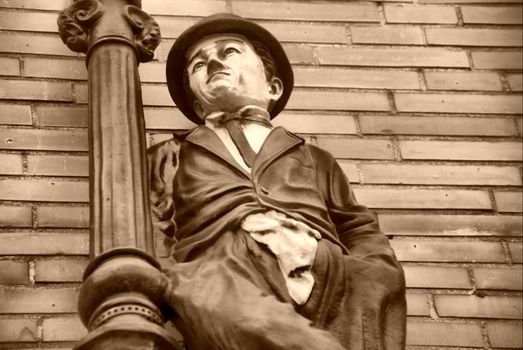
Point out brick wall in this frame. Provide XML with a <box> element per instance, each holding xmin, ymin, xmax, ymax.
<box><xmin>0</xmin><ymin>0</ymin><xmax>521</xmax><ymax>348</ymax></box>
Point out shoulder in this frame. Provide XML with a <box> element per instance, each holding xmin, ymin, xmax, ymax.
<box><xmin>303</xmin><ymin>143</ymin><xmax>336</xmax><ymax>164</ymax></box>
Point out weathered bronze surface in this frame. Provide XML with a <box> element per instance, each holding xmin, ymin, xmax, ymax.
<box><xmin>57</xmin><ymin>1</ymin><xmax>179</xmax><ymax>349</ymax></box>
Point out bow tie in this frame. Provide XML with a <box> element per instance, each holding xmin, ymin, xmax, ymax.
<box><xmin>207</xmin><ymin>107</ymin><xmax>272</xmax><ymax>168</ymax></box>
<box><xmin>210</xmin><ymin>107</ymin><xmax>272</xmax><ymax>128</ymax></box>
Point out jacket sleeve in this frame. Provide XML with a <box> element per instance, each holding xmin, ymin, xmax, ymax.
<box><xmin>146</xmin><ymin>138</ymin><xmax>180</xmax><ymax>243</ymax></box>
<box><xmin>311</xmin><ymin>145</ymin><xmax>407</xmax><ymax>350</ymax></box>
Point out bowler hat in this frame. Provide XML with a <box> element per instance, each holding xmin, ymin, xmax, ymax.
<box><xmin>165</xmin><ymin>13</ymin><xmax>294</xmax><ymax>125</ymax></box>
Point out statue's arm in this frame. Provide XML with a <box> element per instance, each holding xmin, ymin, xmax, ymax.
<box><xmin>311</xmin><ymin>145</ymin><xmax>393</xmax><ymax>256</ymax></box>
<box><xmin>311</xmin><ymin>145</ymin><xmax>406</xmax><ymax>349</ymax></box>
<box><xmin>147</xmin><ymin>138</ymin><xmax>180</xmax><ymax>241</ymax></box>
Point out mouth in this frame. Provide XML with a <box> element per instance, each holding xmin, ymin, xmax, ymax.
<box><xmin>207</xmin><ymin>71</ymin><xmax>230</xmax><ymax>83</ymax></box>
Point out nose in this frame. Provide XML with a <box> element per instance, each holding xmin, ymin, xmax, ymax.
<box><xmin>207</xmin><ymin>55</ymin><xmax>226</xmax><ymax>76</ymax></box>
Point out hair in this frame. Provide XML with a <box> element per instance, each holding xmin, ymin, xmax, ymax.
<box><xmin>182</xmin><ymin>39</ymin><xmax>279</xmax><ymax>115</ymax></box>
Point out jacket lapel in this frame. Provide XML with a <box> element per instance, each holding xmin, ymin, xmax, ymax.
<box><xmin>253</xmin><ymin>127</ymin><xmax>304</xmax><ymax>175</ymax></box>
<box><xmin>185</xmin><ymin>126</ymin><xmax>251</xmax><ymax>177</ymax></box>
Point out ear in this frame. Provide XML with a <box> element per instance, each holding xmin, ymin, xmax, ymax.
<box><xmin>193</xmin><ymin>100</ymin><xmax>207</xmax><ymax>120</ymax></box>
<box><xmin>268</xmin><ymin>77</ymin><xmax>284</xmax><ymax>102</ymax></box>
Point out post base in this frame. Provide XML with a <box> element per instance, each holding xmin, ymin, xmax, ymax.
<box><xmin>74</xmin><ymin>320</ymin><xmax>182</xmax><ymax>350</ymax></box>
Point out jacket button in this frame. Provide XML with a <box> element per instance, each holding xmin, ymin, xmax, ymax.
<box><xmin>260</xmin><ymin>186</ymin><xmax>269</xmax><ymax>195</ymax></box>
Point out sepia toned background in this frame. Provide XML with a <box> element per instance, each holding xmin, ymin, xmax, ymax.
<box><xmin>0</xmin><ymin>0</ymin><xmax>522</xmax><ymax>348</ymax></box>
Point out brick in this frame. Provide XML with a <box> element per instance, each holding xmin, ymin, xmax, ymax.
<box><xmin>379</xmin><ymin>214</ymin><xmax>522</xmax><ymax>237</ymax></box>
<box><xmin>316</xmin><ymin>138</ymin><xmax>394</xmax><ymax>160</ymax></box>
<box><xmin>27</xmin><ymin>154</ymin><xmax>88</xmax><ymax>177</ymax></box>
<box><xmin>462</xmin><ymin>6</ymin><xmax>523</xmax><ymax>24</ymax></box>
<box><xmin>360</xmin><ymin>115</ymin><xmax>517</xmax><ymax>136</ymax></box>
<box><xmin>0</xmin><ymin>153</ymin><xmax>23</xmax><ymax>174</ymax></box>
<box><xmin>317</xmin><ymin>47</ymin><xmax>469</xmax><ymax>68</ymax></box>
<box><xmin>273</xmin><ymin>113</ymin><xmax>357</xmax><ymax>134</ymax></box>
<box><xmin>472</xmin><ymin>51</ymin><xmax>523</xmax><ymax>69</ymax></box>
<box><xmin>0</xmin><ymin>232</ymin><xmax>89</xmax><ymax>255</ymax></box>
<box><xmin>0</xmin><ymin>318</ymin><xmax>38</xmax><ymax>342</ymax></box>
<box><xmin>406</xmin><ymin>293</ymin><xmax>430</xmax><ymax>316</ymax></box>
<box><xmin>142</xmin><ymin>0</ymin><xmax>226</xmax><ymax>16</ymax></box>
<box><xmin>144</xmin><ymin>108</ymin><xmax>195</xmax><ymax>130</ymax></box>
<box><xmin>354</xmin><ymin>188</ymin><xmax>491</xmax><ymax>210</ymax></box>
<box><xmin>426</xmin><ymin>28</ymin><xmax>522</xmax><ymax>47</ymax></box>
<box><xmin>424</xmin><ymin>71</ymin><xmax>502</xmax><ymax>91</ymax></box>
<box><xmin>337</xmin><ymin>161</ymin><xmax>359</xmax><ymax>183</ymax></box>
<box><xmin>0</xmin><ymin>261</ymin><xmax>28</xmax><ymax>284</ymax></box>
<box><xmin>400</xmin><ymin>140</ymin><xmax>522</xmax><ymax>161</ymax></box>
<box><xmin>0</xmin><ymin>32</ymin><xmax>75</xmax><ymax>56</ymax></box>
<box><xmin>36</xmin><ymin>205</ymin><xmax>89</xmax><ymax>228</ymax></box>
<box><xmin>507</xmin><ymin>74</ymin><xmax>523</xmax><ymax>91</ymax></box>
<box><xmin>74</xmin><ymin>82</ymin><xmax>87</xmax><ymax>103</ymax></box>
<box><xmin>42</xmin><ymin>316</ymin><xmax>86</xmax><ymax>341</ymax></box>
<box><xmin>283</xmin><ymin>45</ymin><xmax>316</xmax><ymax>65</ymax></box>
<box><xmin>487</xmin><ymin>323</ymin><xmax>523</xmax><ymax>348</ymax></box>
<box><xmin>0</xmin><ymin>79</ymin><xmax>72</xmax><ymax>101</ymax></box>
<box><xmin>1</xmin><ymin>104</ymin><xmax>32</xmax><ymax>129</ymax></box>
<box><xmin>0</xmin><ymin>179</ymin><xmax>88</xmax><ymax>202</ymax></box>
<box><xmin>474</xmin><ymin>267</ymin><xmax>523</xmax><ymax>290</ymax></box>
<box><xmin>287</xmin><ymin>90</ymin><xmax>390</xmax><ymax>112</ymax></box>
<box><xmin>150</xmin><ymin>17</ymin><xmax>197</xmax><ymax>39</ymax></box>
<box><xmin>232</xmin><ymin>2</ymin><xmax>379</xmax><ymax>22</ymax></box>
<box><xmin>0</xmin><ymin>0</ymin><xmax>69</xmax><ymax>10</ymax></box>
<box><xmin>350</xmin><ymin>26</ymin><xmax>424</xmax><ymax>45</ymax></box>
<box><xmin>0</xmin><ymin>56</ymin><xmax>19</xmax><ymax>76</ymax></box>
<box><xmin>35</xmin><ymin>258</ymin><xmax>88</xmax><ymax>282</ymax></box>
<box><xmin>35</xmin><ymin>105</ymin><xmax>87</xmax><ymax>127</ymax></box>
<box><xmin>24</xmin><ymin>57</ymin><xmax>86</xmax><ymax>80</ymax></box>
<box><xmin>385</xmin><ymin>4</ymin><xmax>458</xmax><ymax>24</ymax></box>
<box><xmin>138</xmin><ymin>62</ymin><xmax>166</xmax><ymax>83</ymax></box>
<box><xmin>509</xmin><ymin>242</ymin><xmax>523</xmax><ymax>263</ymax></box>
<box><xmin>0</xmin><ymin>10</ymin><xmax>57</xmax><ymax>32</ymax></box>
<box><xmin>294</xmin><ymin>68</ymin><xmax>420</xmax><ymax>90</ymax></box>
<box><xmin>495</xmin><ymin>192</ymin><xmax>523</xmax><ymax>213</ymax></box>
<box><xmin>390</xmin><ymin>239</ymin><xmax>506</xmax><ymax>263</ymax></box>
<box><xmin>360</xmin><ymin>164</ymin><xmax>522</xmax><ymax>186</ymax></box>
<box><xmin>0</xmin><ymin>128</ymin><xmax>88</xmax><ymax>151</ymax></box>
<box><xmin>404</xmin><ymin>265</ymin><xmax>472</xmax><ymax>289</ymax></box>
<box><xmin>0</xmin><ymin>287</ymin><xmax>78</xmax><ymax>313</ymax></box>
<box><xmin>0</xmin><ymin>205</ymin><xmax>32</xmax><ymax>227</ymax></box>
<box><xmin>0</xmin><ymin>104</ymin><xmax>32</xmax><ymax>125</ymax></box>
<box><xmin>257</xmin><ymin>22</ymin><xmax>348</xmax><ymax>44</ymax></box>
<box><xmin>395</xmin><ymin>93</ymin><xmax>522</xmax><ymax>114</ymax></box>
<box><xmin>406</xmin><ymin>320</ymin><xmax>483</xmax><ymax>347</ymax></box>
<box><xmin>140</xmin><ymin>84</ymin><xmax>172</xmax><ymax>107</ymax></box>
<box><xmin>435</xmin><ymin>295</ymin><xmax>522</xmax><ymax>319</ymax></box>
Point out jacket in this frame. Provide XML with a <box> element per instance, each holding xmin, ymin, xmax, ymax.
<box><xmin>149</xmin><ymin>125</ymin><xmax>396</xmax><ymax>265</ymax></box>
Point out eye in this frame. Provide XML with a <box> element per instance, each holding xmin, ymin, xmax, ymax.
<box><xmin>192</xmin><ymin>61</ymin><xmax>205</xmax><ymax>73</ymax></box>
<box><xmin>224</xmin><ymin>46</ymin><xmax>240</xmax><ymax>56</ymax></box>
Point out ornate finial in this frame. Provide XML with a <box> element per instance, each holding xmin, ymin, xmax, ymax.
<box><xmin>57</xmin><ymin>0</ymin><xmax>103</xmax><ymax>53</ymax></box>
<box><xmin>123</xmin><ymin>5</ymin><xmax>161</xmax><ymax>62</ymax></box>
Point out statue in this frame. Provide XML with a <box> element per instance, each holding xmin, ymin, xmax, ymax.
<box><xmin>148</xmin><ymin>13</ymin><xmax>407</xmax><ymax>350</ymax></box>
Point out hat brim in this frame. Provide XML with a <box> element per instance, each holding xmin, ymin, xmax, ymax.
<box><xmin>166</xmin><ymin>13</ymin><xmax>294</xmax><ymax>125</ymax></box>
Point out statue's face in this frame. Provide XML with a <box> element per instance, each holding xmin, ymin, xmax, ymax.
<box><xmin>185</xmin><ymin>34</ymin><xmax>282</xmax><ymax>118</ymax></box>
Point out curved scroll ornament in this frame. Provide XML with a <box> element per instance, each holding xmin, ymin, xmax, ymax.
<box><xmin>123</xmin><ymin>5</ymin><xmax>161</xmax><ymax>62</ymax></box>
<box><xmin>57</xmin><ymin>0</ymin><xmax>103</xmax><ymax>53</ymax></box>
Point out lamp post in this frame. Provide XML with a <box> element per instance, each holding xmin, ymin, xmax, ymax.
<box><xmin>57</xmin><ymin>1</ymin><xmax>179</xmax><ymax>348</ymax></box>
